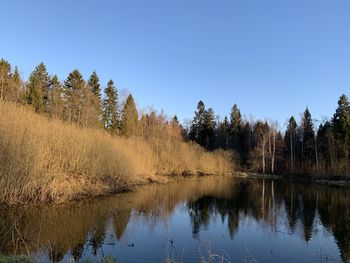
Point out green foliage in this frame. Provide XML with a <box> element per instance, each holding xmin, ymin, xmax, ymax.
<box><xmin>301</xmin><ymin>107</ymin><xmax>315</xmax><ymax>164</ymax></box>
<box><xmin>2</xmin><ymin>57</ymin><xmax>350</xmax><ymax>176</ymax></box>
<box><xmin>88</xmin><ymin>70</ymin><xmax>102</xmax><ymax>98</ymax></box>
<box><xmin>50</xmin><ymin>75</ymin><xmax>64</xmax><ymax>118</ymax></box>
<box><xmin>25</xmin><ymin>63</ymin><xmax>50</xmax><ymax>112</ymax></box>
<box><xmin>332</xmin><ymin>94</ymin><xmax>350</xmax><ymax>158</ymax></box>
<box><xmin>229</xmin><ymin>103</ymin><xmax>242</xmax><ymax>151</ymax></box>
<box><xmin>284</xmin><ymin>116</ymin><xmax>298</xmax><ymax>172</ymax></box>
<box><xmin>0</xmin><ymin>255</ymin><xmax>32</xmax><ymax>263</ymax></box>
<box><xmin>189</xmin><ymin>101</ymin><xmax>217</xmax><ymax>150</ymax></box>
<box><xmin>103</xmin><ymin>80</ymin><xmax>120</xmax><ymax>132</ymax></box>
<box><xmin>121</xmin><ymin>95</ymin><xmax>139</xmax><ymax>137</ymax></box>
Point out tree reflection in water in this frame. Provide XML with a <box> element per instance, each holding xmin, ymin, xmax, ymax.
<box><xmin>0</xmin><ymin>177</ymin><xmax>349</xmax><ymax>262</ymax></box>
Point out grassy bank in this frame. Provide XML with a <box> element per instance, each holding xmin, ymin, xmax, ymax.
<box><xmin>0</xmin><ymin>101</ymin><xmax>234</xmax><ymax>205</ymax></box>
<box><xmin>0</xmin><ymin>255</ymin><xmax>32</xmax><ymax>263</ymax></box>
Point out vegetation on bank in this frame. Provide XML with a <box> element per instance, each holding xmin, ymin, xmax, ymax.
<box><xmin>0</xmin><ymin>57</ymin><xmax>349</xmax><ymax>205</ymax></box>
<box><xmin>0</xmin><ymin>255</ymin><xmax>32</xmax><ymax>263</ymax></box>
<box><xmin>187</xmin><ymin>97</ymin><xmax>350</xmax><ymax>177</ymax></box>
<box><xmin>0</xmin><ymin>101</ymin><xmax>233</xmax><ymax>205</ymax></box>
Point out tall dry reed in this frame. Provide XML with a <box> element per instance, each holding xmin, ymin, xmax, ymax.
<box><xmin>0</xmin><ymin>101</ymin><xmax>234</xmax><ymax>204</ymax></box>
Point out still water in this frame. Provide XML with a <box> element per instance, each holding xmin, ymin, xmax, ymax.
<box><xmin>0</xmin><ymin>177</ymin><xmax>349</xmax><ymax>263</ymax></box>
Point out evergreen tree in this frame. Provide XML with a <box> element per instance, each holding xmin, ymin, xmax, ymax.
<box><xmin>332</xmin><ymin>94</ymin><xmax>350</xmax><ymax>160</ymax></box>
<box><xmin>12</xmin><ymin>66</ymin><xmax>23</xmax><ymax>103</ymax></box>
<box><xmin>189</xmin><ymin>100</ymin><xmax>206</xmax><ymax>146</ymax></box>
<box><xmin>88</xmin><ymin>71</ymin><xmax>103</xmax><ymax>122</ymax></box>
<box><xmin>218</xmin><ymin>116</ymin><xmax>230</xmax><ymax>149</ymax></box>
<box><xmin>172</xmin><ymin>115</ymin><xmax>180</xmax><ymax>126</ymax></box>
<box><xmin>64</xmin><ymin>69</ymin><xmax>85</xmax><ymax>123</ymax></box>
<box><xmin>25</xmin><ymin>63</ymin><xmax>50</xmax><ymax>112</ymax></box>
<box><xmin>284</xmin><ymin>116</ymin><xmax>298</xmax><ymax>173</ymax></box>
<box><xmin>88</xmin><ymin>70</ymin><xmax>102</xmax><ymax>98</ymax></box>
<box><xmin>203</xmin><ymin>107</ymin><xmax>217</xmax><ymax>150</ymax></box>
<box><xmin>12</xmin><ymin>66</ymin><xmax>20</xmax><ymax>83</ymax></box>
<box><xmin>317</xmin><ymin>121</ymin><xmax>336</xmax><ymax>169</ymax></box>
<box><xmin>103</xmin><ymin>80</ymin><xmax>119</xmax><ymax>132</ymax></box>
<box><xmin>230</xmin><ymin>104</ymin><xmax>242</xmax><ymax>152</ymax></box>
<box><xmin>121</xmin><ymin>94</ymin><xmax>139</xmax><ymax>137</ymax></box>
<box><xmin>241</xmin><ymin>121</ymin><xmax>253</xmax><ymax>164</ymax></box>
<box><xmin>301</xmin><ymin>108</ymin><xmax>315</xmax><ymax>168</ymax></box>
<box><xmin>50</xmin><ymin>75</ymin><xmax>64</xmax><ymax>118</ymax></box>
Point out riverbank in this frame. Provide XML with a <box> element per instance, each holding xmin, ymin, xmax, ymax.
<box><xmin>0</xmin><ymin>101</ymin><xmax>235</xmax><ymax>205</ymax></box>
<box><xmin>0</xmin><ymin>255</ymin><xmax>32</xmax><ymax>263</ymax></box>
<box><xmin>237</xmin><ymin>172</ymin><xmax>350</xmax><ymax>187</ymax></box>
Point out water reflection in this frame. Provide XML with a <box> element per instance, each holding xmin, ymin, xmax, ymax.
<box><xmin>0</xmin><ymin>177</ymin><xmax>349</xmax><ymax>262</ymax></box>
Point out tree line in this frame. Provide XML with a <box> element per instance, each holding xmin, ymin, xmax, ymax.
<box><xmin>1</xmin><ymin>58</ymin><xmax>349</xmax><ymax>176</ymax></box>
<box><xmin>0</xmin><ymin>58</ymin><xmax>180</xmax><ymax>139</ymax></box>
<box><xmin>187</xmin><ymin>96</ymin><xmax>350</xmax><ymax>176</ymax></box>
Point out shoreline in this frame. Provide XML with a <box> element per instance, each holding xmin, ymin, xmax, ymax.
<box><xmin>2</xmin><ymin>172</ymin><xmax>349</xmax><ymax>207</ymax></box>
<box><xmin>237</xmin><ymin>172</ymin><xmax>350</xmax><ymax>187</ymax></box>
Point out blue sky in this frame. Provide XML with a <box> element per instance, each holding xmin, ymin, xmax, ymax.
<box><xmin>1</xmin><ymin>0</ymin><xmax>350</xmax><ymax>128</ymax></box>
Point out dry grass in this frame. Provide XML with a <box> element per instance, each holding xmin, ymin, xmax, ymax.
<box><xmin>0</xmin><ymin>101</ymin><xmax>234</xmax><ymax>204</ymax></box>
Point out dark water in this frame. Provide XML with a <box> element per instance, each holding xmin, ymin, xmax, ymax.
<box><xmin>0</xmin><ymin>177</ymin><xmax>350</xmax><ymax>263</ymax></box>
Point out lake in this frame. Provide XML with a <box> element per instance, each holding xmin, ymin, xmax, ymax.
<box><xmin>0</xmin><ymin>176</ymin><xmax>349</xmax><ymax>263</ymax></box>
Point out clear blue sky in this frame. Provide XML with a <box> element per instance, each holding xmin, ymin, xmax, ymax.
<box><xmin>1</xmin><ymin>0</ymin><xmax>350</xmax><ymax>128</ymax></box>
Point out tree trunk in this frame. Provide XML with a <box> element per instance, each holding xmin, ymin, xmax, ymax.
<box><xmin>271</xmin><ymin>129</ymin><xmax>276</xmax><ymax>174</ymax></box>
<box><xmin>262</xmin><ymin>139</ymin><xmax>266</xmax><ymax>174</ymax></box>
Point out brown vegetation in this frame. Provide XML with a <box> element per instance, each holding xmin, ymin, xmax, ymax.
<box><xmin>0</xmin><ymin>101</ymin><xmax>235</xmax><ymax>205</ymax></box>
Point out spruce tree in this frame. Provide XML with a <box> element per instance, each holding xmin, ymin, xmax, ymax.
<box><xmin>332</xmin><ymin>94</ymin><xmax>350</xmax><ymax>160</ymax></box>
<box><xmin>12</xmin><ymin>66</ymin><xmax>23</xmax><ymax>103</ymax></box>
<box><xmin>25</xmin><ymin>63</ymin><xmax>50</xmax><ymax>112</ymax></box>
<box><xmin>13</xmin><ymin>66</ymin><xmax>20</xmax><ymax>83</ymax></box>
<box><xmin>218</xmin><ymin>116</ymin><xmax>230</xmax><ymax>149</ymax></box>
<box><xmin>230</xmin><ymin>104</ymin><xmax>242</xmax><ymax>152</ymax></box>
<box><xmin>88</xmin><ymin>71</ymin><xmax>103</xmax><ymax>122</ymax></box>
<box><xmin>204</xmin><ymin>107</ymin><xmax>216</xmax><ymax>150</ymax></box>
<box><xmin>88</xmin><ymin>70</ymin><xmax>102</xmax><ymax>98</ymax></box>
<box><xmin>64</xmin><ymin>69</ymin><xmax>85</xmax><ymax>123</ymax></box>
<box><xmin>50</xmin><ymin>75</ymin><xmax>64</xmax><ymax>118</ymax></box>
<box><xmin>317</xmin><ymin>121</ymin><xmax>336</xmax><ymax>169</ymax></box>
<box><xmin>103</xmin><ymin>80</ymin><xmax>119</xmax><ymax>132</ymax></box>
<box><xmin>189</xmin><ymin>100</ymin><xmax>206</xmax><ymax>146</ymax></box>
<box><xmin>121</xmin><ymin>94</ymin><xmax>139</xmax><ymax>137</ymax></box>
<box><xmin>301</xmin><ymin>108</ymin><xmax>315</xmax><ymax>167</ymax></box>
<box><xmin>284</xmin><ymin>116</ymin><xmax>297</xmax><ymax>173</ymax></box>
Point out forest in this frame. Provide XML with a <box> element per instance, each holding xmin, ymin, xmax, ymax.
<box><xmin>0</xmin><ymin>57</ymin><xmax>349</xmax><ymax>181</ymax></box>
<box><xmin>186</xmin><ymin>97</ymin><xmax>350</xmax><ymax>177</ymax></box>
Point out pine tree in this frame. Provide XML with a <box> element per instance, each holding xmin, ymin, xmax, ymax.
<box><xmin>204</xmin><ymin>107</ymin><xmax>216</xmax><ymax>150</ymax></box>
<box><xmin>317</xmin><ymin>121</ymin><xmax>336</xmax><ymax>169</ymax></box>
<box><xmin>103</xmin><ymin>80</ymin><xmax>119</xmax><ymax>132</ymax></box>
<box><xmin>301</xmin><ymin>108</ymin><xmax>315</xmax><ymax>168</ymax></box>
<box><xmin>88</xmin><ymin>71</ymin><xmax>102</xmax><ymax>98</ymax></box>
<box><xmin>64</xmin><ymin>69</ymin><xmax>85</xmax><ymax>123</ymax></box>
<box><xmin>189</xmin><ymin>100</ymin><xmax>206</xmax><ymax>146</ymax></box>
<box><xmin>12</xmin><ymin>66</ymin><xmax>23</xmax><ymax>103</ymax></box>
<box><xmin>218</xmin><ymin>116</ymin><xmax>230</xmax><ymax>149</ymax></box>
<box><xmin>121</xmin><ymin>94</ymin><xmax>139</xmax><ymax>137</ymax></box>
<box><xmin>88</xmin><ymin>71</ymin><xmax>103</xmax><ymax>123</ymax></box>
<box><xmin>25</xmin><ymin>63</ymin><xmax>51</xmax><ymax>112</ymax></box>
<box><xmin>230</xmin><ymin>104</ymin><xmax>242</xmax><ymax>152</ymax></box>
<box><xmin>332</xmin><ymin>94</ymin><xmax>350</xmax><ymax>160</ymax></box>
<box><xmin>50</xmin><ymin>75</ymin><xmax>64</xmax><ymax>118</ymax></box>
<box><xmin>284</xmin><ymin>116</ymin><xmax>297</xmax><ymax>173</ymax></box>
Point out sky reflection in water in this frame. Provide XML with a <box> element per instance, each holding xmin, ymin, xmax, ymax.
<box><xmin>0</xmin><ymin>177</ymin><xmax>349</xmax><ymax>263</ymax></box>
